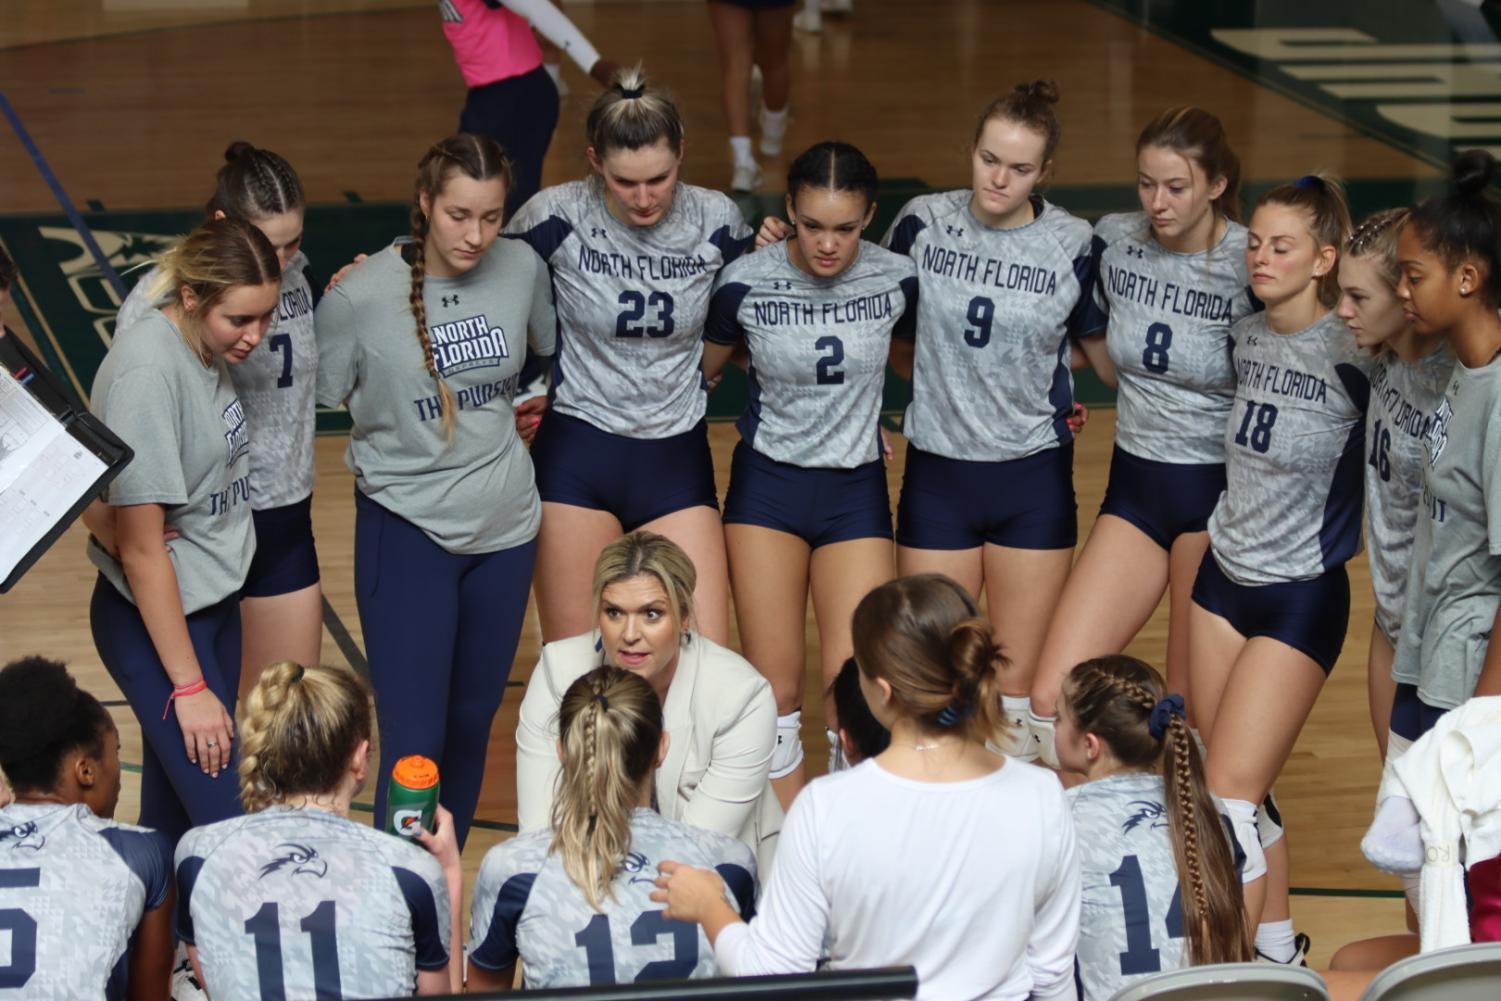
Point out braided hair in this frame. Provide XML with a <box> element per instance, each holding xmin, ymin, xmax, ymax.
<box><xmin>408</xmin><ymin>133</ymin><xmax>513</xmax><ymax>441</ymax></box>
<box><xmin>237</xmin><ymin>661</ymin><xmax>372</xmax><ymax>813</ymax></box>
<box><xmin>207</xmin><ymin>142</ymin><xmax>304</xmax><ymax>223</ymax></box>
<box><xmin>550</xmin><ymin>666</ymin><xmax>663</xmax><ymax>910</ymax></box>
<box><xmin>1062</xmin><ymin>655</ymin><xmax>1253</xmax><ymax>966</ymax></box>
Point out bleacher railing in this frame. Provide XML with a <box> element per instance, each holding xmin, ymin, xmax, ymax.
<box><xmin>386</xmin><ymin>965</ymin><xmax>920</xmax><ymax>1000</ymax></box>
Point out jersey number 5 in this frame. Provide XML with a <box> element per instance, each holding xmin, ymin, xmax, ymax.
<box><xmin>575</xmin><ymin>910</ymin><xmax>699</xmax><ymax>984</ymax></box>
<box><xmin>1111</xmin><ymin>855</ymin><xmax>1184</xmax><ymax>975</ymax></box>
<box><xmin>245</xmin><ymin>900</ymin><xmax>342</xmax><ymax>999</ymax></box>
<box><xmin>0</xmin><ymin>868</ymin><xmax>40</xmax><ymax>988</ymax></box>
<box><xmin>617</xmin><ymin>291</ymin><xmax>676</xmax><ymax>338</ymax></box>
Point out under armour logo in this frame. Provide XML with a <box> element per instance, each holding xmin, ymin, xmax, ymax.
<box><xmin>1126</xmin><ymin>244</ymin><xmax>1145</xmax><ymax>259</ymax></box>
<box><xmin>591</xmin><ymin>227</ymin><xmax>609</xmax><ymax>239</ymax></box>
<box><xmin>770</xmin><ymin>279</ymin><xmax>794</xmax><ymax>291</ymax></box>
<box><xmin>442</xmin><ymin>295</ymin><xmax>460</xmax><ymax>307</ymax></box>
<box><xmin>944</xmin><ymin>224</ymin><xmax>965</xmax><ymax>238</ymax></box>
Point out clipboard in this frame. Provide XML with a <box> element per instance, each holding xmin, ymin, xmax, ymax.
<box><xmin>0</xmin><ymin>328</ymin><xmax>133</xmax><ymax>593</ymax></box>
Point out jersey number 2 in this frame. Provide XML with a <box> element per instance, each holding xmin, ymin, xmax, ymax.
<box><xmin>0</xmin><ymin>868</ymin><xmax>40</xmax><ymax>988</ymax></box>
<box><xmin>574</xmin><ymin>910</ymin><xmax>699</xmax><ymax>984</ymax></box>
<box><xmin>815</xmin><ymin>335</ymin><xmax>845</xmax><ymax>385</ymax></box>
<box><xmin>1110</xmin><ymin>855</ymin><xmax>1184</xmax><ymax>975</ymax></box>
<box><xmin>245</xmin><ymin>900</ymin><xmax>342</xmax><ymax>1000</ymax></box>
<box><xmin>269</xmin><ymin>333</ymin><xmax>294</xmax><ymax>388</ymax></box>
<box><xmin>616</xmin><ymin>291</ymin><xmax>676</xmax><ymax>338</ymax></box>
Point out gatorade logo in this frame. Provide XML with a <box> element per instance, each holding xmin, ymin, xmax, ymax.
<box><xmin>393</xmin><ymin>809</ymin><xmax>424</xmax><ymax>837</ymax></box>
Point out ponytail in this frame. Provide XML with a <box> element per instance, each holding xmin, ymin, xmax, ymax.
<box><xmin>586</xmin><ymin>65</ymin><xmax>684</xmax><ymax>157</ymax></box>
<box><xmin>1062</xmin><ymin>656</ymin><xmax>1253</xmax><ymax>965</ymax></box>
<box><xmin>551</xmin><ymin>667</ymin><xmax>663</xmax><ymax>910</ymax></box>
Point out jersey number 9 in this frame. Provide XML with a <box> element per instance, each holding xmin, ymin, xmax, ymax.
<box><xmin>617</xmin><ymin>291</ymin><xmax>676</xmax><ymax>338</ymax></box>
<box><xmin>964</xmin><ymin>296</ymin><xmax>994</xmax><ymax>349</ymax></box>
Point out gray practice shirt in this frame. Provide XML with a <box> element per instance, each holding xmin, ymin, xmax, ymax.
<box><xmin>506</xmin><ymin>180</ymin><xmax>753</xmax><ymax>438</ymax></box>
<box><xmin>1392</xmin><ymin>356</ymin><xmax>1501</xmax><ymax>709</ymax></box>
<box><xmin>1365</xmin><ymin>346</ymin><xmax>1455</xmax><ymax>644</ymax></box>
<box><xmin>118</xmin><ymin>253</ymin><xmax>319</xmax><ymax>510</ymax></box>
<box><xmin>1208</xmin><ymin>310</ymin><xmax>1374</xmax><ymax>585</ymax></box>
<box><xmin>88</xmin><ymin>309</ymin><xmax>256</xmax><ymax>613</ymax></box>
<box><xmin>883</xmin><ymin>192</ymin><xmax>1096</xmax><ymax>461</ymax></box>
<box><xmin>175</xmin><ymin>806</ymin><xmax>450</xmax><ymax>1001</ymax></box>
<box><xmin>315</xmin><ymin>238</ymin><xmax>555</xmax><ymax>555</ymax></box>
<box><xmin>705</xmin><ymin>239</ymin><xmax>918</xmax><ymax>468</ymax></box>
<box><xmin>1089</xmin><ymin>213</ymin><xmax>1259</xmax><ymax>464</ymax></box>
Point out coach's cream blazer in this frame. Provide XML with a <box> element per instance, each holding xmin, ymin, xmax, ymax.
<box><xmin>515</xmin><ymin>631</ymin><xmax>783</xmax><ymax>875</ymax></box>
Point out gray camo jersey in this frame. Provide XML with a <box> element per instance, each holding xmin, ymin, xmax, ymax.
<box><xmin>175</xmin><ymin>806</ymin><xmax>451</xmax><ymax>1001</ymax></box>
<box><xmin>118</xmin><ymin>253</ymin><xmax>318</xmax><ymax>510</ymax></box>
<box><xmin>1090</xmin><ymin>212</ymin><xmax>1259</xmax><ymax>464</ymax></box>
<box><xmin>0</xmin><ymin>802</ymin><xmax>171</xmax><ymax>1001</ymax></box>
<box><xmin>1365</xmin><ymin>346</ymin><xmax>1454</xmax><ymax>644</ymax></box>
<box><xmin>468</xmin><ymin>809</ymin><xmax>756</xmax><ymax>988</ymax></box>
<box><xmin>705</xmin><ymin>239</ymin><xmax>918</xmax><ymax>468</ymax></box>
<box><xmin>883</xmin><ymin>191</ymin><xmax>1096</xmax><ymax>461</ymax></box>
<box><xmin>506</xmin><ymin>180</ymin><xmax>753</xmax><ymax>438</ymax></box>
<box><xmin>1391</xmin><ymin>357</ymin><xmax>1501</xmax><ymax>709</ymax></box>
<box><xmin>1208</xmin><ymin>310</ymin><xmax>1374</xmax><ymax>584</ymax></box>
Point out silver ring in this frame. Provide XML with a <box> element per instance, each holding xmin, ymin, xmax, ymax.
<box><xmin>206</xmin><ymin>739</ymin><xmax>218</xmax><ymax>748</ymax></box>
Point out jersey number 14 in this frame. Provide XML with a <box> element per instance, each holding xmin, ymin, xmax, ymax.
<box><xmin>1111</xmin><ymin>855</ymin><xmax>1184</xmax><ymax>976</ymax></box>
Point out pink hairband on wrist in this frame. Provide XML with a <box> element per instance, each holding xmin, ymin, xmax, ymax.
<box><xmin>163</xmin><ymin>678</ymin><xmax>207</xmax><ymax>720</ymax></box>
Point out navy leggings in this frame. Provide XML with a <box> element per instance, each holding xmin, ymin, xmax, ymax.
<box><xmin>459</xmin><ymin>65</ymin><xmax>561</xmax><ymax>218</ymax></box>
<box><xmin>354</xmin><ymin>492</ymin><xmax>537</xmax><ymax>849</ymax></box>
<box><xmin>90</xmin><ymin>575</ymin><xmax>243</xmax><ymax>848</ymax></box>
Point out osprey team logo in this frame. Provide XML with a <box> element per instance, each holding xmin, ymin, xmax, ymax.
<box><xmin>0</xmin><ymin>821</ymin><xmax>45</xmax><ymax>851</ymax></box>
<box><xmin>1121</xmin><ymin>800</ymin><xmax>1169</xmax><ymax>834</ymax></box>
<box><xmin>259</xmin><ymin>843</ymin><xmax>329</xmax><ymax>879</ymax></box>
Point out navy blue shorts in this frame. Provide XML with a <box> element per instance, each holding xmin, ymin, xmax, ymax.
<box><xmin>723</xmin><ymin>441</ymin><xmax>892</xmax><ymax>548</ymax></box>
<box><xmin>531</xmin><ymin>410</ymin><xmax>718</xmax><ymax>531</ymax></box>
<box><xmin>1190</xmin><ymin>552</ymin><xmax>1350</xmax><ymax>675</ymax></box>
<box><xmin>243</xmin><ymin>496</ymin><xmax>321</xmax><ymax>599</ymax></box>
<box><xmin>1389</xmin><ymin>683</ymin><xmax>1449</xmax><ymax>742</ymax></box>
<box><xmin>896</xmin><ymin>442</ymin><xmax>1076</xmax><ymax>551</ymax></box>
<box><xmin>1099</xmin><ymin>445</ymin><xmax>1227</xmax><ymax>550</ymax></box>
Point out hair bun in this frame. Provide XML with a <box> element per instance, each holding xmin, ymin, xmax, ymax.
<box><xmin>1015</xmin><ymin>79</ymin><xmax>1060</xmax><ymax>105</ymax></box>
<box><xmin>1451</xmin><ymin>149</ymin><xmax>1497</xmax><ymax>199</ymax></box>
<box><xmin>223</xmin><ymin>140</ymin><xmax>258</xmax><ymax>163</ymax></box>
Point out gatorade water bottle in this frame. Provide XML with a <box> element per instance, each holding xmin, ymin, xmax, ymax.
<box><xmin>387</xmin><ymin>755</ymin><xmax>440</xmax><ymax>839</ymax></box>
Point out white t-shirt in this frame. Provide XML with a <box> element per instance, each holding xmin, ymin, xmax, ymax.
<box><xmin>713</xmin><ymin>757</ymin><xmax>1080</xmax><ymax>1001</ymax></box>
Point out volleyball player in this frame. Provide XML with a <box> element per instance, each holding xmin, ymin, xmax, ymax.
<box><xmin>175</xmin><ymin>661</ymin><xmax>461</xmax><ymax>999</ymax></box>
<box><xmin>705</xmin><ymin>0</ymin><xmax>795</xmax><ymax>192</ymax></box>
<box><xmin>515</xmin><ymin>531</ymin><xmax>780</xmax><ymax>872</ymax></box>
<box><xmin>704</xmin><ymin>141</ymin><xmax>913</xmax><ymax>805</ymax></box>
<box><xmin>114</xmin><ymin>142</ymin><xmax>323</xmax><ymax>692</ymax></box>
<box><xmin>653</xmin><ymin>575</ymin><xmax>1080</xmax><ymax>1001</ymax></box>
<box><xmin>89</xmin><ymin>218</ymin><xmax>280</xmax><ymax>845</ymax></box>
<box><xmin>314</xmin><ymin>133</ymin><xmax>554</xmax><ymax>849</ymax></box>
<box><xmin>1057</xmin><ymin>655</ymin><xmax>1252</xmax><ymax>999</ymax></box>
<box><xmin>1030</xmin><ymin>108</ymin><xmax>1254</xmax><ymax>763</ymax></box>
<box><xmin>506</xmin><ymin>66</ymin><xmax>752</xmax><ymax>645</ymax></box>
<box><xmin>1335</xmin><ymin>210</ymin><xmax>1453</xmax><ymax>758</ymax></box>
<box><xmin>881</xmin><ymin>82</ymin><xmax>1105</xmax><ymax>755</ymax></box>
<box><xmin>0</xmin><ymin>656</ymin><xmax>175</xmax><ymax>1001</ymax></box>
<box><xmin>828</xmin><ymin>657</ymin><xmax>890</xmax><ymax>766</ymax></box>
<box><xmin>1187</xmin><ymin>176</ymin><xmax>1369</xmax><ymax>958</ymax></box>
<box><xmin>472</xmin><ymin>666</ymin><xmax>756</xmax><ymax>990</ymax></box>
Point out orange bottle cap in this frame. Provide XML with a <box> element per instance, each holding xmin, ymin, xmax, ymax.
<box><xmin>392</xmin><ymin>755</ymin><xmax>439</xmax><ymax>790</ymax></box>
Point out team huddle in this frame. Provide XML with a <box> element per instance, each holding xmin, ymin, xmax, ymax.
<box><xmin>3</xmin><ymin>60</ymin><xmax>1501</xmax><ymax>1001</ymax></box>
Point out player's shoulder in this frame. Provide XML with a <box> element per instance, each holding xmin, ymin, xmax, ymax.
<box><xmin>1229</xmin><ymin>306</ymin><xmax>1268</xmax><ymax>343</ymax></box>
<box><xmin>719</xmin><ymin>239</ymin><xmax>786</xmax><ymax>284</ymax></box>
<box><xmin>646</xmin><ymin>812</ymin><xmax>754</xmax><ymax>872</ymax></box>
<box><xmin>478</xmin><ymin>827</ymin><xmax>553</xmax><ymax>887</ymax></box>
<box><xmin>322</xmin><ymin>242</ymin><xmax>407</xmax><ymax>308</ymax></box>
<box><xmin>856</xmin><ymin>239</ymin><xmax>918</xmax><ymax>280</ymax></box>
<box><xmin>1093</xmin><ymin>211</ymin><xmax>1150</xmax><ymax>245</ymax></box>
<box><xmin>900</xmin><ymin>189</ymin><xmax>966</xmax><ymax>225</ymax></box>
<box><xmin>1036</xmin><ymin>199</ymin><xmax>1093</xmax><ymax>247</ymax></box>
<box><xmin>175</xmin><ymin>812</ymin><xmax>254</xmax><ymax>865</ymax></box>
<box><xmin>678</xmin><ymin>182</ymin><xmax>743</xmax><ymax>222</ymax></box>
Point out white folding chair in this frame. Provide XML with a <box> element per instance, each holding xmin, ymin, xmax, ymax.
<box><xmin>1107</xmin><ymin>963</ymin><xmax>1332</xmax><ymax>1001</ymax></box>
<box><xmin>1357</xmin><ymin>942</ymin><xmax>1501</xmax><ymax>1001</ymax></box>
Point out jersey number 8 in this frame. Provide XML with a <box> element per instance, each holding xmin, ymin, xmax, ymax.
<box><xmin>574</xmin><ymin>909</ymin><xmax>699</xmax><ymax>985</ymax></box>
<box><xmin>617</xmin><ymin>291</ymin><xmax>676</xmax><ymax>338</ymax></box>
<box><xmin>1142</xmin><ymin>322</ymin><xmax>1173</xmax><ymax>374</ymax></box>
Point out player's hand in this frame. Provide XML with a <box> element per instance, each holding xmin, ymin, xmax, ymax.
<box><xmin>174</xmin><ymin>688</ymin><xmax>235</xmax><ymax>777</ymax></box>
<box><xmin>588</xmin><ymin>58</ymin><xmax>622</xmax><ymax>88</ymax></box>
<box><xmin>754</xmin><ymin>216</ymin><xmax>794</xmax><ymax>250</ymax></box>
<box><xmin>651</xmin><ymin>860</ymin><xmax>725</xmax><ymax>922</ymax></box>
<box><xmin>880</xmin><ymin>425</ymin><xmax>894</xmax><ymax>461</ymax></box>
<box><xmin>1067</xmin><ymin>403</ymin><xmax>1089</xmax><ymax>436</ymax></box>
<box><xmin>514</xmin><ymin>396</ymin><xmax>548</xmax><ymax>443</ymax></box>
<box><xmin>414</xmin><ymin>805</ymin><xmax>463</xmax><ymax>875</ymax></box>
<box><xmin>325</xmin><ymin>254</ymin><xmax>369</xmax><ymax>292</ymax></box>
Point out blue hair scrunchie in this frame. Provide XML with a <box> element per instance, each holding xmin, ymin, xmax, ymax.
<box><xmin>1148</xmin><ymin>694</ymin><xmax>1185</xmax><ymax>740</ymax></box>
<box><xmin>1294</xmin><ymin>174</ymin><xmax>1326</xmax><ymax>192</ymax></box>
<box><xmin>936</xmin><ymin>700</ymin><xmax>974</xmax><ymax>728</ymax></box>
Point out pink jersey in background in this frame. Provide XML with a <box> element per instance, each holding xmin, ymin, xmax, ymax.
<box><xmin>442</xmin><ymin>0</ymin><xmax>545</xmax><ymax>88</ymax></box>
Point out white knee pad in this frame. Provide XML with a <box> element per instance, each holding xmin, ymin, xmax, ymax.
<box><xmin>1225</xmin><ymin>797</ymin><xmax>1268</xmax><ymax>882</ymax></box>
<box><xmin>770</xmin><ymin>711</ymin><xmax>805</xmax><ymax>779</ymax></box>
<box><xmin>1026</xmin><ymin>710</ymin><xmax>1058</xmax><ymax>769</ymax></box>
<box><xmin>1258</xmin><ymin>791</ymin><xmax>1285</xmax><ymax>849</ymax></box>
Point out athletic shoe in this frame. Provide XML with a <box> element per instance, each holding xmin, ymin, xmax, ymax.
<box><xmin>1008</xmin><ymin>709</ymin><xmax>1039</xmax><ymax>763</ymax></box>
<box><xmin>794</xmin><ymin>6</ymin><xmax>822</xmax><ymax>32</ymax></box>
<box><xmin>1256</xmin><ymin>932</ymin><xmax>1312</xmax><ymax>967</ymax></box>
<box><xmin>731</xmin><ymin>161</ymin><xmax>762</xmax><ymax>193</ymax></box>
<box><xmin>759</xmin><ymin>106</ymin><xmax>787</xmax><ymax>156</ymax></box>
<box><xmin>171</xmin><ymin>956</ymin><xmax>207</xmax><ymax>1001</ymax></box>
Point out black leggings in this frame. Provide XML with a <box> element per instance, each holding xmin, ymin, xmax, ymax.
<box><xmin>459</xmin><ymin>65</ymin><xmax>561</xmax><ymax>216</ymax></box>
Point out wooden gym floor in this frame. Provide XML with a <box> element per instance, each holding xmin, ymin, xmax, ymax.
<box><xmin>3</xmin><ymin>0</ymin><xmax>1468</xmax><ymax>962</ymax></box>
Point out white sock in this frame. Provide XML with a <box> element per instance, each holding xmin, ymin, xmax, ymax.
<box><xmin>729</xmin><ymin>136</ymin><xmax>754</xmax><ymax>166</ymax></box>
<box><xmin>1256</xmin><ymin>918</ymin><xmax>1297</xmax><ymax>963</ymax></box>
<box><xmin>1361</xmin><ymin>794</ymin><xmax>1423</xmax><ymax>873</ymax></box>
<box><xmin>760</xmin><ymin>105</ymin><xmax>788</xmax><ymax>131</ymax></box>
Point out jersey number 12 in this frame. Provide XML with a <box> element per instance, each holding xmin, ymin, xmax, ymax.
<box><xmin>574</xmin><ymin>910</ymin><xmax>698</xmax><ymax>984</ymax></box>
